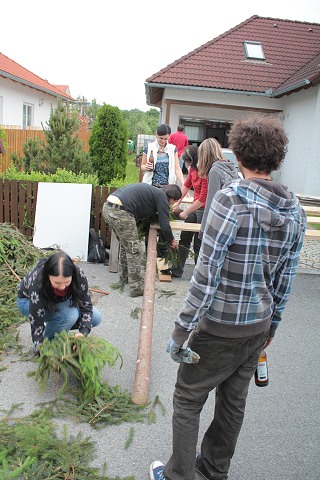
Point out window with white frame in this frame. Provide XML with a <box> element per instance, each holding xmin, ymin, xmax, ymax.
<box><xmin>23</xmin><ymin>103</ymin><xmax>33</xmax><ymax>129</ymax></box>
<box><xmin>244</xmin><ymin>41</ymin><xmax>265</xmax><ymax>60</ymax></box>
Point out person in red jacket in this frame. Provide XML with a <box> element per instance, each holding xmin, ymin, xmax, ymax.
<box><xmin>168</xmin><ymin>124</ymin><xmax>189</xmax><ymax>173</ymax></box>
<box><xmin>170</xmin><ymin>145</ymin><xmax>208</xmax><ymax>277</ymax></box>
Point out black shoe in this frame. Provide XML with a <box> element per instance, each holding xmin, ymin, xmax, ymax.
<box><xmin>170</xmin><ymin>269</ymin><xmax>182</xmax><ymax>278</ymax></box>
<box><xmin>195</xmin><ymin>454</ymin><xmax>210</xmax><ymax>480</ymax></box>
<box><xmin>160</xmin><ymin>268</ymin><xmax>172</xmax><ymax>276</ymax></box>
<box><xmin>129</xmin><ymin>289</ymin><xmax>144</xmax><ymax>297</ymax></box>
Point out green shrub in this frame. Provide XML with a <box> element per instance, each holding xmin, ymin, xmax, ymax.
<box><xmin>0</xmin><ymin>165</ymin><xmax>99</xmax><ymax>185</ymax></box>
<box><xmin>89</xmin><ymin>105</ymin><xmax>128</xmax><ymax>184</ymax></box>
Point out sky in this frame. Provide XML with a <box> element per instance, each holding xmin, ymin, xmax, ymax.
<box><xmin>1</xmin><ymin>0</ymin><xmax>320</xmax><ymax>111</ymax></box>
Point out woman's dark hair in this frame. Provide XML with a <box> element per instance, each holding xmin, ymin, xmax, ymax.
<box><xmin>228</xmin><ymin>114</ymin><xmax>288</xmax><ymax>174</ymax></box>
<box><xmin>41</xmin><ymin>251</ymin><xmax>83</xmax><ymax>311</ymax></box>
<box><xmin>156</xmin><ymin>124</ymin><xmax>171</xmax><ymax>136</ymax></box>
<box><xmin>161</xmin><ymin>184</ymin><xmax>182</xmax><ymax>200</ymax></box>
<box><xmin>181</xmin><ymin>145</ymin><xmax>198</xmax><ymax>169</ymax></box>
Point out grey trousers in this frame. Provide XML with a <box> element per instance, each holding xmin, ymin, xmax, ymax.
<box><xmin>164</xmin><ymin>326</ymin><xmax>269</xmax><ymax>480</ymax></box>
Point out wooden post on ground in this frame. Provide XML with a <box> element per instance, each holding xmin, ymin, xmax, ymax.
<box><xmin>131</xmin><ymin>226</ymin><xmax>158</xmax><ymax>405</ymax></box>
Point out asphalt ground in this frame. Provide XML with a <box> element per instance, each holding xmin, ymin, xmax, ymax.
<box><xmin>1</xmin><ymin>258</ymin><xmax>320</xmax><ymax>480</ymax></box>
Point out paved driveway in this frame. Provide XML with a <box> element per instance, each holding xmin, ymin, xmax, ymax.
<box><xmin>1</xmin><ymin>261</ymin><xmax>319</xmax><ymax>480</ymax></box>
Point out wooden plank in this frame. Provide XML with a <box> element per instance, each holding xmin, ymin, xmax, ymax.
<box><xmin>25</xmin><ymin>181</ymin><xmax>33</xmax><ymax>238</ymax></box>
<box><xmin>18</xmin><ymin>182</ymin><xmax>26</xmax><ymax>231</ymax></box>
<box><xmin>0</xmin><ymin>180</ymin><xmax>3</xmax><ymax>223</ymax></box>
<box><xmin>4</xmin><ymin>179</ymin><xmax>10</xmax><ymax>222</ymax></box>
<box><xmin>305</xmin><ymin>229</ymin><xmax>320</xmax><ymax>240</ymax></box>
<box><xmin>10</xmin><ymin>180</ymin><xmax>18</xmax><ymax>226</ymax></box>
<box><xmin>307</xmin><ymin>216</ymin><xmax>320</xmax><ymax>224</ymax></box>
<box><xmin>156</xmin><ymin>258</ymin><xmax>172</xmax><ymax>282</ymax></box>
<box><xmin>151</xmin><ymin>222</ymin><xmax>201</xmax><ymax>233</ymax></box>
<box><xmin>180</xmin><ymin>196</ymin><xmax>193</xmax><ymax>204</ymax></box>
<box><xmin>303</xmin><ymin>206</ymin><xmax>320</xmax><ymax>215</ymax></box>
<box><xmin>153</xmin><ymin>221</ymin><xmax>319</xmax><ymax>240</ymax></box>
<box><xmin>100</xmin><ymin>186</ymin><xmax>109</xmax><ymax>245</ymax></box>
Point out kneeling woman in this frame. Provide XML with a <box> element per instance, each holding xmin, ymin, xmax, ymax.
<box><xmin>16</xmin><ymin>251</ymin><xmax>102</xmax><ymax>355</ymax></box>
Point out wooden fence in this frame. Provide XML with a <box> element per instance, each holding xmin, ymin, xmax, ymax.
<box><xmin>0</xmin><ymin>179</ymin><xmax>115</xmax><ymax>247</ymax></box>
<box><xmin>0</xmin><ymin>129</ymin><xmax>91</xmax><ymax>173</ymax></box>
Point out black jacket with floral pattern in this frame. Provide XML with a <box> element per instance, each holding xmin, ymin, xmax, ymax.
<box><xmin>17</xmin><ymin>258</ymin><xmax>93</xmax><ymax>346</ymax></box>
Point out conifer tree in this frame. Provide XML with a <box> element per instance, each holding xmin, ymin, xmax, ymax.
<box><xmin>43</xmin><ymin>98</ymin><xmax>92</xmax><ymax>174</ymax></box>
<box><xmin>89</xmin><ymin>104</ymin><xmax>127</xmax><ymax>184</ymax></box>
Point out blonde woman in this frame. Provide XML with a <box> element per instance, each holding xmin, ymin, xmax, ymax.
<box><xmin>198</xmin><ymin>138</ymin><xmax>240</xmax><ymax>236</ymax></box>
<box><xmin>140</xmin><ymin>124</ymin><xmax>184</xmax><ymax>187</ymax></box>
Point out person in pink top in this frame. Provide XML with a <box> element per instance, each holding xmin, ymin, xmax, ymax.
<box><xmin>170</xmin><ymin>145</ymin><xmax>208</xmax><ymax>277</ymax></box>
<box><xmin>168</xmin><ymin>124</ymin><xmax>189</xmax><ymax>173</ymax></box>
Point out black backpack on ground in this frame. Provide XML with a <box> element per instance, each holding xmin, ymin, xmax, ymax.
<box><xmin>87</xmin><ymin>228</ymin><xmax>108</xmax><ymax>263</ymax></box>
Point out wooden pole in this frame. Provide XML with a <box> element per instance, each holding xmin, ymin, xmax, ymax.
<box><xmin>131</xmin><ymin>226</ymin><xmax>158</xmax><ymax>405</ymax></box>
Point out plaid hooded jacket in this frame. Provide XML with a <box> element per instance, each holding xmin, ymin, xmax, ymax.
<box><xmin>172</xmin><ymin>178</ymin><xmax>307</xmax><ymax>345</ymax></box>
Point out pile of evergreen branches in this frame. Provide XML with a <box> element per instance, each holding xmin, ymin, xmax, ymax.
<box><xmin>29</xmin><ymin>332</ymin><xmax>159</xmax><ymax>428</ymax></box>
<box><xmin>0</xmin><ymin>405</ymin><xmax>134</xmax><ymax>479</ymax></box>
<box><xmin>0</xmin><ymin>223</ymin><xmax>49</xmax><ymax>359</ymax></box>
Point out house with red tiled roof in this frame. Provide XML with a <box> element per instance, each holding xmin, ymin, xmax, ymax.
<box><xmin>145</xmin><ymin>15</ymin><xmax>320</xmax><ymax>198</ymax></box>
<box><xmin>0</xmin><ymin>52</ymin><xmax>74</xmax><ymax>129</ymax></box>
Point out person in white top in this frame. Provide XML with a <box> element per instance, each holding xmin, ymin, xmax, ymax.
<box><xmin>140</xmin><ymin>124</ymin><xmax>184</xmax><ymax>187</ymax></box>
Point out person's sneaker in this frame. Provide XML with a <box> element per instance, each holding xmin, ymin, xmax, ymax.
<box><xmin>129</xmin><ymin>288</ymin><xmax>144</xmax><ymax>297</ymax></box>
<box><xmin>195</xmin><ymin>453</ymin><xmax>211</xmax><ymax>480</ymax></box>
<box><xmin>150</xmin><ymin>460</ymin><xmax>165</xmax><ymax>480</ymax></box>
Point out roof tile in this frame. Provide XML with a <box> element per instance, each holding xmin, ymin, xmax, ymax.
<box><xmin>0</xmin><ymin>52</ymin><xmax>74</xmax><ymax>99</ymax></box>
<box><xmin>146</xmin><ymin>15</ymin><xmax>320</xmax><ymax>96</ymax></box>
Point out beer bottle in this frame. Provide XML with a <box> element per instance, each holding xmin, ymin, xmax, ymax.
<box><xmin>255</xmin><ymin>349</ymin><xmax>269</xmax><ymax>387</ymax></box>
<box><xmin>149</xmin><ymin>149</ymin><xmax>154</xmax><ymax>170</ymax></box>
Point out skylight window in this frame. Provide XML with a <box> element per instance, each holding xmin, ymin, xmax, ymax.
<box><xmin>244</xmin><ymin>41</ymin><xmax>265</xmax><ymax>60</ymax></box>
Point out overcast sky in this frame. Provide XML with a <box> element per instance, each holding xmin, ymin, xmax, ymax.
<box><xmin>1</xmin><ymin>0</ymin><xmax>320</xmax><ymax>111</ymax></box>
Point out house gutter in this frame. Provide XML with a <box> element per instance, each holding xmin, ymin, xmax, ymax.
<box><xmin>0</xmin><ymin>71</ymin><xmax>73</xmax><ymax>101</ymax></box>
<box><xmin>145</xmin><ymin>82</ymin><xmax>271</xmax><ymax>100</ymax></box>
<box><xmin>145</xmin><ymin>79</ymin><xmax>315</xmax><ymax>104</ymax></box>
<box><xmin>270</xmin><ymin>79</ymin><xmax>311</xmax><ymax>97</ymax></box>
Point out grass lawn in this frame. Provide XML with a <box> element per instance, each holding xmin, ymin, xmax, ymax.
<box><xmin>125</xmin><ymin>153</ymin><xmax>140</xmax><ymax>184</ymax></box>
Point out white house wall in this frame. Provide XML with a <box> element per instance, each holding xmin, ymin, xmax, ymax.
<box><xmin>0</xmin><ymin>77</ymin><xmax>57</xmax><ymax>128</ymax></box>
<box><xmin>280</xmin><ymin>86</ymin><xmax>320</xmax><ymax>198</ymax></box>
<box><xmin>160</xmin><ymin>85</ymin><xmax>319</xmax><ymax>198</ymax></box>
<box><xmin>161</xmin><ymin>87</ymin><xmax>284</xmax><ymax>128</ymax></box>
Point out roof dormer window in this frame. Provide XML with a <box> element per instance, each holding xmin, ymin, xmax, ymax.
<box><xmin>244</xmin><ymin>41</ymin><xmax>265</xmax><ymax>60</ymax></box>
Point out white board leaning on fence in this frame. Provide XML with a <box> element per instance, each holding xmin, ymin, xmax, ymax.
<box><xmin>33</xmin><ymin>182</ymin><xmax>92</xmax><ymax>261</ymax></box>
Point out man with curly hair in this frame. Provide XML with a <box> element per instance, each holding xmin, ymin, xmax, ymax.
<box><xmin>150</xmin><ymin>115</ymin><xmax>306</xmax><ymax>480</ymax></box>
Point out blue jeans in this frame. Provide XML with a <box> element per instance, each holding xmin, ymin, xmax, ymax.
<box><xmin>16</xmin><ymin>297</ymin><xmax>102</xmax><ymax>341</ymax></box>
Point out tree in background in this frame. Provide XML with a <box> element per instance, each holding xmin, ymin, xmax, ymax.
<box><xmin>11</xmin><ymin>137</ymin><xmax>47</xmax><ymax>171</ymax></box>
<box><xmin>11</xmin><ymin>98</ymin><xmax>92</xmax><ymax>175</ymax></box>
<box><xmin>42</xmin><ymin>98</ymin><xmax>92</xmax><ymax>174</ymax></box>
<box><xmin>121</xmin><ymin>108</ymin><xmax>159</xmax><ymax>141</ymax></box>
<box><xmin>73</xmin><ymin>97</ymin><xmax>101</xmax><ymax>129</ymax></box>
<box><xmin>89</xmin><ymin>104</ymin><xmax>127</xmax><ymax>184</ymax></box>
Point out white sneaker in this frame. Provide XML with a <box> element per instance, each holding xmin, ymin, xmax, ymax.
<box><xmin>150</xmin><ymin>460</ymin><xmax>165</xmax><ymax>480</ymax></box>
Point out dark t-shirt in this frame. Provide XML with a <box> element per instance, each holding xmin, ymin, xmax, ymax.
<box><xmin>113</xmin><ymin>183</ymin><xmax>174</xmax><ymax>243</ymax></box>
